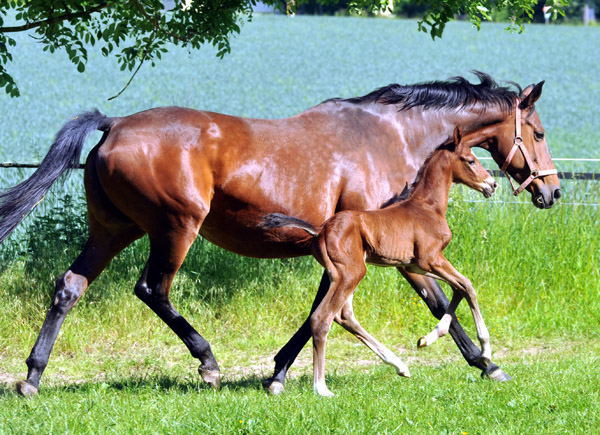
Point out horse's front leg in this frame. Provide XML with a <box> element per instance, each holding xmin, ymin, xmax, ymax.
<box><xmin>398</xmin><ymin>268</ymin><xmax>508</xmax><ymax>381</ymax></box>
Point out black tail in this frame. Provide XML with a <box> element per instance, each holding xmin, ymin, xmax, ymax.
<box><xmin>260</xmin><ymin>213</ymin><xmax>319</xmax><ymax>237</ymax></box>
<box><xmin>0</xmin><ymin>110</ymin><xmax>112</xmax><ymax>244</ymax></box>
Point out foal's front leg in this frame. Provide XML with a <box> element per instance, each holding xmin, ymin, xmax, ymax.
<box><xmin>399</xmin><ymin>269</ymin><xmax>507</xmax><ymax>380</ymax></box>
<box><xmin>419</xmin><ymin>258</ymin><xmax>492</xmax><ymax>366</ymax></box>
<box><xmin>417</xmin><ymin>291</ymin><xmax>462</xmax><ymax>348</ymax></box>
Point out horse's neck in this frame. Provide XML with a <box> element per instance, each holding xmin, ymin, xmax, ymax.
<box><xmin>385</xmin><ymin>104</ymin><xmax>502</xmax><ymax>163</ymax></box>
<box><xmin>406</xmin><ymin>151</ymin><xmax>454</xmax><ymax>217</ymax></box>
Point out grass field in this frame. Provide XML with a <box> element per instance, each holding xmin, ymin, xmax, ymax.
<box><xmin>0</xmin><ymin>14</ymin><xmax>599</xmax><ymax>434</ymax></box>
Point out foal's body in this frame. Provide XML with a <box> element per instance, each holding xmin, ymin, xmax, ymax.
<box><xmin>264</xmin><ymin>132</ymin><xmax>497</xmax><ymax>395</ymax></box>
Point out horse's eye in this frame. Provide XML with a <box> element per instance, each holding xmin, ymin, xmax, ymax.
<box><xmin>534</xmin><ymin>131</ymin><xmax>545</xmax><ymax>141</ymax></box>
<box><xmin>468</xmin><ymin>160</ymin><xmax>476</xmax><ymax>166</ymax></box>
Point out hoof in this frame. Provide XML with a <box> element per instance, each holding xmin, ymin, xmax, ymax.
<box><xmin>265</xmin><ymin>380</ymin><xmax>285</xmax><ymax>395</ymax></box>
<box><xmin>417</xmin><ymin>336</ymin><xmax>427</xmax><ymax>348</ymax></box>
<box><xmin>483</xmin><ymin>366</ymin><xmax>512</xmax><ymax>382</ymax></box>
<box><xmin>314</xmin><ymin>386</ymin><xmax>335</xmax><ymax>397</ymax></box>
<box><xmin>16</xmin><ymin>380</ymin><xmax>38</xmax><ymax>397</ymax></box>
<box><xmin>399</xmin><ymin>369</ymin><xmax>411</xmax><ymax>378</ymax></box>
<box><xmin>198</xmin><ymin>367</ymin><xmax>221</xmax><ymax>389</ymax></box>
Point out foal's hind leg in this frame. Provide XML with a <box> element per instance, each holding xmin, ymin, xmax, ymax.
<box><xmin>334</xmin><ymin>294</ymin><xmax>410</xmax><ymax>378</ymax></box>
<box><xmin>264</xmin><ymin>270</ymin><xmax>331</xmax><ymax>394</ymax></box>
<box><xmin>311</xmin><ymin>265</ymin><xmax>367</xmax><ymax>396</ymax></box>
<box><xmin>134</xmin><ymin>223</ymin><xmax>220</xmax><ymax>388</ymax></box>
<box><xmin>16</xmin><ymin>220</ymin><xmax>143</xmax><ymax>396</ymax></box>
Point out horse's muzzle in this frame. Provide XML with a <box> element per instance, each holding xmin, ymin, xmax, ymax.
<box><xmin>532</xmin><ymin>186</ymin><xmax>562</xmax><ymax>209</ymax></box>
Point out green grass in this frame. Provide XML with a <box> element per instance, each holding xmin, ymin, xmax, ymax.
<box><xmin>0</xmin><ymin>14</ymin><xmax>599</xmax><ymax>434</ymax></box>
<box><xmin>1</xmin><ymin>346</ymin><xmax>599</xmax><ymax>434</ymax></box>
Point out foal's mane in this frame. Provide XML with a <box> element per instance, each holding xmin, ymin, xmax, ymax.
<box><xmin>380</xmin><ymin>142</ymin><xmax>455</xmax><ymax>209</ymax></box>
<box><xmin>332</xmin><ymin>71</ymin><xmax>521</xmax><ymax>113</ymax></box>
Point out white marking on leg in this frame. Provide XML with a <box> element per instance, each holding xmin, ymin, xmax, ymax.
<box><xmin>420</xmin><ymin>313</ymin><xmax>452</xmax><ymax>347</ymax></box>
<box><xmin>314</xmin><ymin>380</ymin><xmax>335</xmax><ymax>397</ymax></box>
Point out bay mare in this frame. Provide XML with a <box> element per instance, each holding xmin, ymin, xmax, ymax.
<box><xmin>261</xmin><ymin>127</ymin><xmax>498</xmax><ymax>396</ymax></box>
<box><xmin>0</xmin><ymin>72</ymin><xmax>560</xmax><ymax>396</ymax></box>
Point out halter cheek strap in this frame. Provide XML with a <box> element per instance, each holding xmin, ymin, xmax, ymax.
<box><xmin>500</xmin><ymin>103</ymin><xmax>558</xmax><ymax>196</ymax></box>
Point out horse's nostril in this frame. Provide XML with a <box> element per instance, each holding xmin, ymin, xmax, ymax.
<box><xmin>554</xmin><ymin>188</ymin><xmax>562</xmax><ymax>200</ymax></box>
<box><xmin>492</xmin><ymin>182</ymin><xmax>498</xmax><ymax>190</ymax></box>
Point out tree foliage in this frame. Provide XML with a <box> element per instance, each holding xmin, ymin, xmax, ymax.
<box><xmin>0</xmin><ymin>0</ymin><xmax>568</xmax><ymax>98</ymax></box>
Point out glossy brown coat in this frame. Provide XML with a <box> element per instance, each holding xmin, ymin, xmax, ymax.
<box><xmin>3</xmin><ymin>74</ymin><xmax>560</xmax><ymax>396</ymax></box>
<box><xmin>262</xmin><ymin>128</ymin><xmax>497</xmax><ymax>395</ymax></box>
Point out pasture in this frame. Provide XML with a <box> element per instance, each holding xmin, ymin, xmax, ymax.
<box><xmin>1</xmin><ymin>14</ymin><xmax>599</xmax><ymax>433</ymax></box>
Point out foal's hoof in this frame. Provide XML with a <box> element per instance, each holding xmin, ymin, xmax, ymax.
<box><xmin>266</xmin><ymin>381</ymin><xmax>285</xmax><ymax>395</ymax></box>
<box><xmin>198</xmin><ymin>367</ymin><xmax>221</xmax><ymax>389</ymax></box>
<box><xmin>16</xmin><ymin>380</ymin><xmax>38</xmax><ymax>397</ymax></box>
<box><xmin>417</xmin><ymin>336</ymin><xmax>428</xmax><ymax>348</ymax></box>
<box><xmin>398</xmin><ymin>369</ymin><xmax>411</xmax><ymax>378</ymax></box>
<box><xmin>482</xmin><ymin>366</ymin><xmax>512</xmax><ymax>382</ymax></box>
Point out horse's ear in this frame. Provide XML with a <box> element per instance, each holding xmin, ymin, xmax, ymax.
<box><xmin>519</xmin><ymin>81</ymin><xmax>544</xmax><ymax>110</ymax></box>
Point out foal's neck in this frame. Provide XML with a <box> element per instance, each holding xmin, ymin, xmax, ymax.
<box><xmin>405</xmin><ymin>150</ymin><xmax>455</xmax><ymax>216</ymax></box>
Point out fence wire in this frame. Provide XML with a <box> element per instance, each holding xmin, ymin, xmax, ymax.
<box><xmin>2</xmin><ymin>159</ymin><xmax>599</xmax><ymax>207</ymax></box>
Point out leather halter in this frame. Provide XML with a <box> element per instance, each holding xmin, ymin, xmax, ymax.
<box><xmin>500</xmin><ymin>102</ymin><xmax>558</xmax><ymax>196</ymax></box>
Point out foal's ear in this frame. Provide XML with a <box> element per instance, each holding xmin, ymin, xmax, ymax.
<box><xmin>452</xmin><ymin>126</ymin><xmax>463</xmax><ymax>153</ymax></box>
<box><xmin>453</xmin><ymin>126</ymin><xmax>462</xmax><ymax>147</ymax></box>
<box><xmin>519</xmin><ymin>81</ymin><xmax>544</xmax><ymax>111</ymax></box>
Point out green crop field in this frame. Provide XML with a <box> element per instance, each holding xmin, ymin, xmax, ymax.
<box><xmin>0</xmin><ymin>14</ymin><xmax>599</xmax><ymax>434</ymax></box>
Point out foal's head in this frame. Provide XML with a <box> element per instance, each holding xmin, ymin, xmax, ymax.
<box><xmin>448</xmin><ymin>127</ymin><xmax>498</xmax><ymax>198</ymax></box>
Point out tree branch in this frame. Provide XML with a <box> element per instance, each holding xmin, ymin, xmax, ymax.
<box><xmin>107</xmin><ymin>32</ymin><xmax>156</xmax><ymax>101</ymax></box>
<box><xmin>131</xmin><ymin>0</ymin><xmax>188</xmax><ymax>43</ymax></box>
<box><xmin>0</xmin><ymin>3</ymin><xmax>110</xmax><ymax>33</ymax></box>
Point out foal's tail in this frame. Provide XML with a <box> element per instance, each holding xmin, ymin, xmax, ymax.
<box><xmin>261</xmin><ymin>213</ymin><xmax>320</xmax><ymax>237</ymax></box>
<box><xmin>0</xmin><ymin>110</ymin><xmax>112</xmax><ymax>244</ymax></box>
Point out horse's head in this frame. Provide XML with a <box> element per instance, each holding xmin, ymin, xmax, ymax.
<box><xmin>488</xmin><ymin>81</ymin><xmax>561</xmax><ymax>208</ymax></box>
<box><xmin>449</xmin><ymin>127</ymin><xmax>497</xmax><ymax>198</ymax></box>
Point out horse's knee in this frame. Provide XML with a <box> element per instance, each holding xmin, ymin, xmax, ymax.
<box><xmin>52</xmin><ymin>271</ymin><xmax>85</xmax><ymax>314</ymax></box>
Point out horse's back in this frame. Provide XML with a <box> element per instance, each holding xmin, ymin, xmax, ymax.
<box><xmin>85</xmin><ymin>105</ymin><xmax>409</xmax><ymax>258</ymax></box>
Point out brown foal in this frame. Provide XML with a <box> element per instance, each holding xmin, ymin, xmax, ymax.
<box><xmin>262</xmin><ymin>128</ymin><xmax>497</xmax><ymax>396</ymax></box>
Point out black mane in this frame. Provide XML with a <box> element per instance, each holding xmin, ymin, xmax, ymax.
<box><xmin>333</xmin><ymin>71</ymin><xmax>521</xmax><ymax>113</ymax></box>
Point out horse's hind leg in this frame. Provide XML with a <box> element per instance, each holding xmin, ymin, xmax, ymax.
<box><xmin>16</xmin><ymin>219</ymin><xmax>143</xmax><ymax>396</ymax></box>
<box><xmin>134</xmin><ymin>223</ymin><xmax>220</xmax><ymax>388</ymax></box>
<box><xmin>334</xmin><ymin>294</ymin><xmax>410</xmax><ymax>377</ymax></box>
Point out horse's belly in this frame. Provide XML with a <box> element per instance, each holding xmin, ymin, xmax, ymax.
<box><xmin>199</xmin><ymin>206</ymin><xmax>314</xmax><ymax>259</ymax></box>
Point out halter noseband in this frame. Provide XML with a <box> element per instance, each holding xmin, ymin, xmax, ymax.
<box><xmin>500</xmin><ymin>102</ymin><xmax>557</xmax><ymax>196</ymax></box>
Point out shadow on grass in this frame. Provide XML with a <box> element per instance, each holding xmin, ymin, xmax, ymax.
<box><xmin>0</xmin><ymin>374</ymin><xmax>274</xmax><ymax>397</ymax></box>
